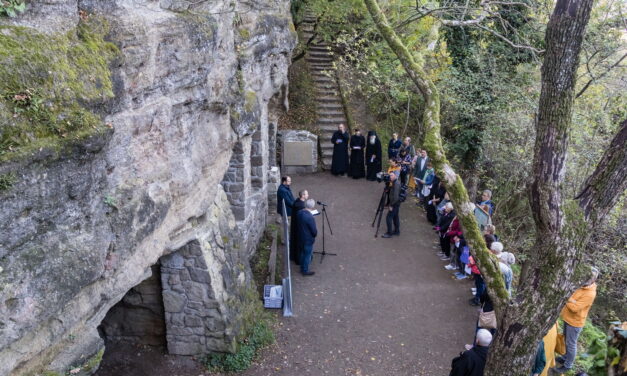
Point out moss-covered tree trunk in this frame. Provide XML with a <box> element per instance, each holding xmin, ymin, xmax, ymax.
<box><xmin>364</xmin><ymin>0</ymin><xmax>627</xmax><ymax>374</ymax></box>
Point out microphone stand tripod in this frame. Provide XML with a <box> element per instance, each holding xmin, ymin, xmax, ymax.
<box><xmin>313</xmin><ymin>203</ymin><xmax>337</xmax><ymax>263</ymax></box>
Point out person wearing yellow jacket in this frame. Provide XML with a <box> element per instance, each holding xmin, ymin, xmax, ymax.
<box><xmin>553</xmin><ymin>268</ymin><xmax>599</xmax><ymax>374</ymax></box>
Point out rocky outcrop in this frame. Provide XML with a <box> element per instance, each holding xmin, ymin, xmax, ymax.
<box><xmin>0</xmin><ymin>1</ymin><xmax>296</xmax><ymax>375</ymax></box>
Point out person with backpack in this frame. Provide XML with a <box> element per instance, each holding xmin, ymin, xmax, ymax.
<box><xmin>382</xmin><ymin>173</ymin><xmax>403</xmax><ymax>238</ymax></box>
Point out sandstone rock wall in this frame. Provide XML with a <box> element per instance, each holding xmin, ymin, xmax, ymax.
<box><xmin>0</xmin><ymin>1</ymin><xmax>295</xmax><ymax>375</ymax></box>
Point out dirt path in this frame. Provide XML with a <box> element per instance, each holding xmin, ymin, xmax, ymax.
<box><xmin>242</xmin><ymin>173</ymin><xmax>477</xmax><ymax>376</ymax></box>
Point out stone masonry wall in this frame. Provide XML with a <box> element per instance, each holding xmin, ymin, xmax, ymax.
<box><xmin>0</xmin><ymin>1</ymin><xmax>296</xmax><ymax>375</ymax></box>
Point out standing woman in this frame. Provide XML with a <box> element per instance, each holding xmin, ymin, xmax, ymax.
<box><xmin>365</xmin><ymin>130</ymin><xmax>382</xmax><ymax>181</ymax></box>
<box><xmin>387</xmin><ymin>132</ymin><xmax>402</xmax><ymax>160</ymax></box>
<box><xmin>331</xmin><ymin>123</ymin><xmax>350</xmax><ymax>176</ymax></box>
<box><xmin>348</xmin><ymin>128</ymin><xmax>366</xmax><ymax>179</ymax></box>
<box><xmin>398</xmin><ymin>148</ymin><xmax>412</xmax><ymax>186</ymax></box>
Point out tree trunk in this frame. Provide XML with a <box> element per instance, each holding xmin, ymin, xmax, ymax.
<box><xmin>485</xmin><ymin>0</ymin><xmax>597</xmax><ymax>373</ymax></box>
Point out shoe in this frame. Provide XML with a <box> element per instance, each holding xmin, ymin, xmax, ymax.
<box><xmin>392</xmin><ymin>231</ymin><xmax>400</xmax><ymax>236</ymax></box>
<box><xmin>436</xmin><ymin>252</ymin><xmax>445</xmax><ymax>256</ymax></box>
<box><xmin>301</xmin><ymin>271</ymin><xmax>315</xmax><ymax>276</ymax></box>
<box><xmin>456</xmin><ymin>274</ymin><xmax>467</xmax><ymax>280</ymax></box>
<box><xmin>555</xmin><ymin>356</ymin><xmax>565</xmax><ymax>364</ymax></box>
<box><xmin>382</xmin><ymin>233</ymin><xmax>393</xmax><ymax>238</ymax></box>
<box><xmin>552</xmin><ymin>366</ymin><xmax>571</xmax><ymax>374</ymax></box>
<box><xmin>469</xmin><ymin>298</ymin><xmax>480</xmax><ymax>306</ymax></box>
<box><xmin>444</xmin><ymin>264</ymin><xmax>456</xmax><ymax>270</ymax></box>
<box><xmin>471</xmin><ymin>287</ymin><xmax>476</xmax><ymax>292</ymax></box>
<box><xmin>440</xmin><ymin>256</ymin><xmax>450</xmax><ymax>261</ymax></box>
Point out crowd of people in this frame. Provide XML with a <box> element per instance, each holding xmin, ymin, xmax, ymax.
<box><xmin>279</xmin><ymin>124</ymin><xmax>599</xmax><ymax>375</ymax></box>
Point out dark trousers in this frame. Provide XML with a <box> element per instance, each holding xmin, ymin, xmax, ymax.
<box><xmin>386</xmin><ymin>204</ymin><xmax>400</xmax><ymax>234</ymax></box>
<box><xmin>400</xmin><ymin>170</ymin><xmax>408</xmax><ymax>186</ymax></box>
<box><xmin>473</xmin><ymin>274</ymin><xmax>485</xmax><ymax>303</ymax></box>
<box><xmin>440</xmin><ymin>234</ymin><xmax>451</xmax><ymax>257</ymax></box>
<box><xmin>300</xmin><ymin>243</ymin><xmax>313</xmax><ymax>273</ymax></box>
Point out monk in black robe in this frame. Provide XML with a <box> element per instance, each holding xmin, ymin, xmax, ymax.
<box><xmin>331</xmin><ymin>123</ymin><xmax>349</xmax><ymax>175</ymax></box>
<box><xmin>290</xmin><ymin>190</ymin><xmax>308</xmax><ymax>264</ymax></box>
<box><xmin>348</xmin><ymin>128</ymin><xmax>365</xmax><ymax>179</ymax></box>
<box><xmin>365</xmin><ymin>130</ymin><xmax>382</xmax><ymax>181</ymax></box>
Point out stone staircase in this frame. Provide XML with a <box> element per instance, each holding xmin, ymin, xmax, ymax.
<box><xmin>300</xmin><ymin>11</ymin><xmax>348</xmax><ymax>170</ymax></box>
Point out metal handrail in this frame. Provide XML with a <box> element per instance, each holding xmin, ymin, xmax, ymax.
<box><xmin>281</xmin><ymin>201</ymin><xmax>293</xmax><ymax>317</ymax></box>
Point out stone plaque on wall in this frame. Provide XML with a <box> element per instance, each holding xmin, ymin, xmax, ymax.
<box><xmin>284</xmin><ymin>141</ymin><xmax>313</xmax><ymax>166</ymax></box>
<box><xmin>279</xmin><ymin>130</ymin><xmax>318</xmax><ymax>174</ymax></box>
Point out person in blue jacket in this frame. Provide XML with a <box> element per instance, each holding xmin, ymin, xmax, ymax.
<box><xmin>277</xmin><ymin>176</ymin><xmax>295</xmax><ymax>217</ymax></box>
<box><xmin>297</xmin><ymin>199</ymin><xmax>318</xmax><ymax>276</ymax></box>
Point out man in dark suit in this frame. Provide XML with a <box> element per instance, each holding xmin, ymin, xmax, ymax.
<box><xmin>297</xmin><ymin>199</ymin><xmax>318</xmax><ymax>276</ymax></box>
<box><xmin>277</xmin><ymin>176</ymin><xmax>294</xmax><ymax>219</ymax></box>
<box><xmin>290</xmin><ymin>190</ymin><xmax>308</xmax><ymax>265</ymax></box>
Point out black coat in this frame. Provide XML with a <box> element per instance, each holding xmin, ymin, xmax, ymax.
<box><xmin>297</xmin><ymin>210</ymin><xmax>317</xmax><ymax>246</ymax></box>
<box><xmin>348</xmin><ymin>134</ymin><xmax>366</xmax><ymax>179</ymax></box>
<box><xmin>331</xmin><ymin>130</ymin><xmax>350</xmax><ymax>175</ymax></box>
<box><xmin>290</xmin><ymin>199</ymin><xmax>306</xmax><ymax>263</ymax></box>
<box><xmin>277</xmin><ymin>184</ymin><xmax>295</xmax><ymax>216</ymax></box>
<box><xmin>449</xmin><ymin>345</ymin><xmax>489</xmax><ymax>376</ymax></box>
<box><xmin>365</xmin><ymin>131</ymin><xmax>382</xmax><ymax>181</ymax></box>
<box><xmin>388</xmin><ymin>139</ymin><xmax>402</xmax><ymax>160</ymax></box>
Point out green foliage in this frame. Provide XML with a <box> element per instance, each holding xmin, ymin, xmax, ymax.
<box><xmin>573</xmin><ymin>320</ymin><xmax>611</xmax><ymax>375</ymax></box>
<box><xmin>0</xmin><ymin>171</ymin><xmax>16</xmax><ymax>191</ymax></box>
<box><xmin>0</xmin><ymin>16</ymin><xmax>118</xmax><ymax>161</ymax></box>
<box><xmin>0</xmin><ymin>0</ymin><xmax>25</xmax><ymax>17</ymax></box>
<box><xmin>250</xmin><ymin>223</ymin><xmax>282</xmax><ymax>292</ymax></box>
<box><xmin>203</xmin><ymin>320</ymin><xmax>275</xmax><ymax>373</ymax></box>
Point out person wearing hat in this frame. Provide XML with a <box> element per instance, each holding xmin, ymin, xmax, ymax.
<box><xmin>553</xmin><ymin>268</ymin><xmax>599</xmax><ymax>374</ymax></box>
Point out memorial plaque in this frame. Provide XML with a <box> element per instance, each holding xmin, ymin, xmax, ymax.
<box><xmin>283</xmin><ymin>141</ymin><xmax>312</xmax><ymax>166</ymax></box>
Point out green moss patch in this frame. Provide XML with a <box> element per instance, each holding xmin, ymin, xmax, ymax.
<box><xmin>0</xmin><ymin>16</ymin><xmax>118</xmax><ymax>161</ymax></box>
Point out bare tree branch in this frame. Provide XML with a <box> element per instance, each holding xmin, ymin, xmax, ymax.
<box><xmin>476</xmin><ymin>24</ymin><xmax>545</xmax><ymax>53</ymax></box>
<box><xmin>576</xmin><ymin>52</ymin><xmax>627</xmax><ymax>98</ymax></box>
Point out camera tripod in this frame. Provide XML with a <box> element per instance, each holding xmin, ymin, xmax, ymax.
<box><xmin>313</xmin><ymin>203</ymin><xmax>337</xmax><ymax>263</ymax></box>
<box><xmin>372</xmin><ymin>185</ymin><xmax>389</xmax><ymax>237</ymax></box>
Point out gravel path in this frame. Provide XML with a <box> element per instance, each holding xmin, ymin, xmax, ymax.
<box><xmin>242</xmin><ymin>173</ymin><xmax>477</xmax><ymax>376</ymax></box>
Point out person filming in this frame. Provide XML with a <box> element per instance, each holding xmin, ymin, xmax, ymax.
<box><xmin>382</xmin><ymin>173</ymin><xmax>402</xmax><ymax>238</ymax></box>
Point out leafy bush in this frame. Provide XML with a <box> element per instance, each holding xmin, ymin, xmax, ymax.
<box><xmin>0</xmin><ymin>0</ymin><xmax>26</xmax><ymax>18</ymax></box>
<box><xmin>203</xmin><ymin>321</ymin><xmax>275</xmax><ymax>373</ymax></box>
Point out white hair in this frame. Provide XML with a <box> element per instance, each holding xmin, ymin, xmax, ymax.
<box><xmin>483</xmin><ymin>189</ymin><xmax>492</xmax><ymax>198</ymax></box>
<box><xmin>499</xmin><ymin>252</ymin><xmax>516</xmax><ymax>265</ymax></box>
<box><xmin>445</xmin><ymin>202</ymin><xmax>454</xmax><ymax>210</ymax></box>
<box><xmin>490</xmin><ymin>241</ymin><xmax>504</xmax><ymax>254</ymax></box>
<box><xmin>305</xmin><ymin>199</ymin><xmax>316</xmax><ymax>209</ymax></box>
<box><xmin>476</xmin><ymin>329</ymin><xmax>493</xmax><ymax>346</ymax></box>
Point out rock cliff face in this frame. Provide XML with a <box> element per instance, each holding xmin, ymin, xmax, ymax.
<box><xmin>0</xmin><ymin>1</ymin><xmax>295</xmax><ymax>375</ymax></box>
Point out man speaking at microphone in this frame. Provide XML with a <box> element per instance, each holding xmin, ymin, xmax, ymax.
<box><xmin>297</xmin><ymin>199</ymin><xmax>318</xmax><ymax>276</ymax></box>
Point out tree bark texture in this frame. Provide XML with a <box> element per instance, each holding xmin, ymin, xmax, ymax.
<box><xmin>363</xmin><ymin>0</ymin><xmax>510</xmax><ymax>310</ymax></box>
<box><xmin>486</xmin><ymin>0</ymin><xmax>602</xmax><ymax>374</ymax></box>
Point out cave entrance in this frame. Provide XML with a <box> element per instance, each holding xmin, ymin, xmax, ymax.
<box><xmin>98</xmin><ymin>264</ymin><xmax>167</xmax><ymax>348</ymax></box>
<box><xmin>95</xmin><ymin>241</ymin><xmax>231</xmax><ymax>374</ymax></box>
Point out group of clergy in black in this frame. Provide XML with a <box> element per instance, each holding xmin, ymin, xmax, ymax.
<box><xmin>276</xmin><ymin>176</ymin><xmax>318</xmax><ymax>276</ymax></box>
<box><xmin>330</xmin><ymin>123</ymin><xmax>383</xmax><ymax>180</ymax></box>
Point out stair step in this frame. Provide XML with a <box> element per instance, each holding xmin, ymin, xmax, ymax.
<box><xmin>318</xmin><ymin>96</ymin><xmax>342</xmax><ymax>103</ymax></box>
<box><xmin>319</xmin><ymin>125</ymin><xmax>341</xmax><ymax>132</ymax></box>
<box><xmin>318</xmin><ymin>103</ymin><xmax>343</xmax><ymax>110</ymax></box>
<box><xmin>318</xmin><ymin>117</ymin><xmax>347</xmax><ymax>123</ymax></box>
<box><xmin>308</xmin><ymin>51</ymin><xmax>333</xmax><ymax>58</ymax></box>
<box><xmin>309</xmin><ymin>45</ymin><xmax>332</xmax><ymax>51</ymax></box>
<box><xmin>306</xmin><ymin>56</ymin><xmax>334</xmax><ymax>62</ymax></box>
